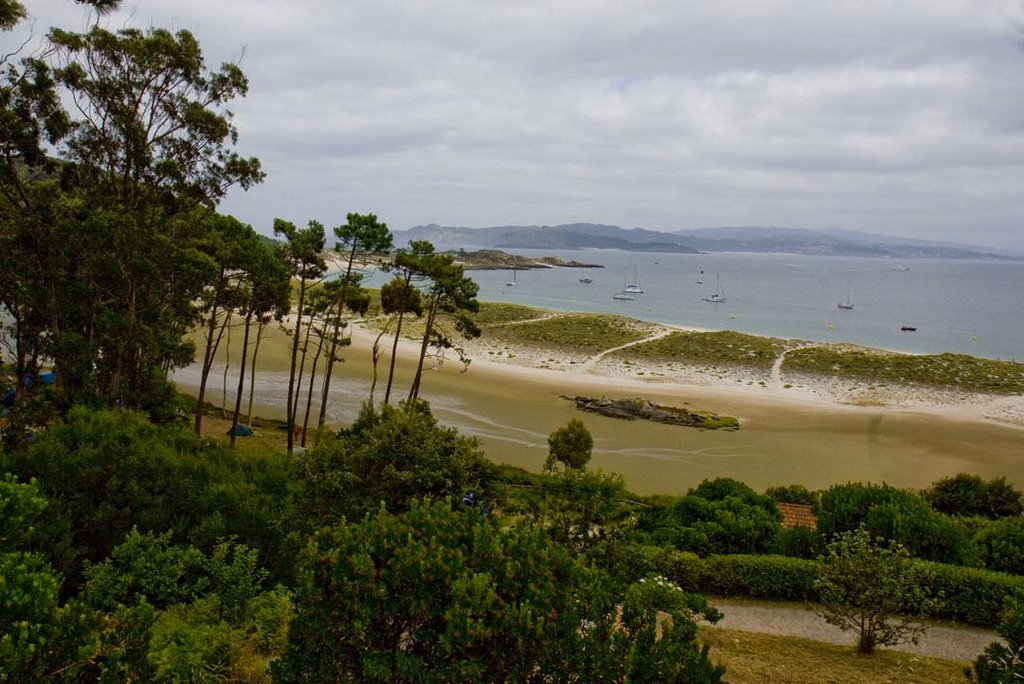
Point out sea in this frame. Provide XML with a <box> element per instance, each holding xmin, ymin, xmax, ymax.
<box><xmin>363</xmin><ymin>249</ymin><xmax>1024</xmax><ymax>363</ymax></box>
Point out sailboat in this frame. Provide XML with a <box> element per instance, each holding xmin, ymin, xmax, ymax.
<box><xmin>506</xmin><ymin>262</ymin><xmax>516</xmax><ymax>287</ymax></box>
<box><xmin>837</xmin><ymin>285</ymin><xmax>854</xmax><ymax>310</ymax></box>
<box><xmin>623</xmin><ymin>266</ymin><xmax>644</xmax><ymax>294</ymax></box>
<box><xmin>696</xmin><ymin>269</ymin><xmax>704</xmax><ymax>285</ymax></box>
<box><xmin>701</xmin><ymin>274</ymin><xmax>725</xmax><ymax>303</ymax></box>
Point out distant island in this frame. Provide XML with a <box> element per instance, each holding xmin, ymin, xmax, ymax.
<box><xmin>395</xmin><ymin>223</ymin><xmax>1020</xmax><ymax>260</ymax></box>
<box><xmin>447</xmin><ymin>248</ymin><xmax>603</xmax><ymax>270</ymax></box>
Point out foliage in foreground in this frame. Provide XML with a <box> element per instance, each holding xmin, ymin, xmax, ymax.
<box><xmin>275</xmin><ymin>499</ymin><xmax>725</xmax><ymax>683</ymax></box>
<box><xmin>966</xmin><ymin>589</ymin><xmax>1024</xmax><ymax>683</ymax></box>
<box><xmin>814</xmin><ymin>526</ymin><xmax>937</xmax><ymax>654</ymax></box>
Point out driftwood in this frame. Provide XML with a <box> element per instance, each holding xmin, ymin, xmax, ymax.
<box><xmin>564</xmin><ymin>396</ymin><xmax>739</xmax><ymax>430</ymax></box>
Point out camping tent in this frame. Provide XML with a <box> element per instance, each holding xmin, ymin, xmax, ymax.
<box><xmin>226</xmin><ymin>424</ymin><xmax>253</xmax><ymax>437</ymax></box>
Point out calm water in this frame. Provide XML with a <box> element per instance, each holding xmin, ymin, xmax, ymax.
<box><xmin>368</xmin><ymin>249</ymin><xmax>1024</xmax><ymax>361</ymax></box>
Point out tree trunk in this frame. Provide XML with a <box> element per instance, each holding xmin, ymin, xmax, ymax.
<box><xmin>246</xmin><ymin>318</ymin><xmax>265</xmax><ymax>426</ymax></box>
<box><xmin>194</xmin><ymin>288</ymin><xmax>226</xmax><ymax>435</ymax></box>
<box><xmin>229</xmin><ymin>310</ymin><xmax>253</xmax><ymax>448</ymax></box>
<box><xmin>383</xmin><ymin>308</ymin><xmax>407</xmax><ymax>406</ymax></box>
<box><xmin>369</xmin><ymin>324</ymin><xmax>389</xmax><ymax>406</ymax></box>
<box><xmin>317</xmin><ymin>243</ymin><xmax>358</xmax><ymax>432</ymax></box>
<box><xmin>286</xmin><ymin>276</ymin><xmax>307</xmax><ymax>454</ymax></box>
<box><xmin>221</xmin><ymin>311</ymin><xmax>232</xmax><ymax>417</ymax></box>
<box><xmin>302</xmin><ymin>329</ymin><xmax>325</xmax><ymax>447</ymax></box>
<box><xmin>291</xmin><ymin>305</ymin><xmax>314</xmax><ymax>444</ymax></box>
<box><xmin>408</xmin><ymin>294</ymin><xmax>440</xmax><ymax>403</ymax></box>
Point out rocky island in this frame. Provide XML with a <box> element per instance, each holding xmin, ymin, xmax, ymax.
<box><xmin>448</xmin><ymin>248</ymin><xmax>603</xmax><ymax>270</ymax></box>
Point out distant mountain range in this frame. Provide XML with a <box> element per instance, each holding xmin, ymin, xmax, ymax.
<box><xmin>395</xmin><ymin>223</ymin><xmax>1020</xmax><ymax>260</ymax></box>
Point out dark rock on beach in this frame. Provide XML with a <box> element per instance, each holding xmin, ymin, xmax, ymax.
<box><xmin>566</xmin><ymin>396</ymin><xmax>739</xmax><ymax>430</ymax></box>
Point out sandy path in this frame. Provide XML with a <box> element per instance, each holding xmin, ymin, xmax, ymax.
<box><xmin>579</xmin><ymin>327</ymin><xmax>674</xmax><ymax>372</ymax></box>
<box><xmin>709</xmin><ymin>599</ymin><xmax>998</xmax><ymax>661</ymax></box>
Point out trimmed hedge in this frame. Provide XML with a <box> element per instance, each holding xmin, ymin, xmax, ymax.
<box><xmin>635</xmin><ymin>545</ymin><xmax>1024</xmax><ymax>628</ymax></box>
<box><xmin>913</xmin><ymin>561</ymin><xmax>1024</xmax><ymax>626</ymax></box>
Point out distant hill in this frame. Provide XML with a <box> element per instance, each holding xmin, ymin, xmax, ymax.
<box><xmin>397</xmin><ymin>223</ymin><xmax>698</xmax><ymax>253</ymax></box>
<box><xmin>393</xmin><ymin>223</ymin><xmax>1018</xmax><ymax>260</ymax></box>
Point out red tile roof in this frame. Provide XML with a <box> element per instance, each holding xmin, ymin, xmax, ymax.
<box><xmin>777</xmin><ymin>502</ymin><xmax>817</xmax><ymax>530</ymax></box>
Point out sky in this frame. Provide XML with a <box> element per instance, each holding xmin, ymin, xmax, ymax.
<box><xmin>9</xmin><ymin>0</ymin><xmax>1024</xmax><ymax>250</ymax></box>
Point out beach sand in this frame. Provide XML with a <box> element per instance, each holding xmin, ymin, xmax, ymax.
<box><xmin>173</xmin><ymin>318</ymin><xmax>1024</xmax><ymax>496</ymax></box>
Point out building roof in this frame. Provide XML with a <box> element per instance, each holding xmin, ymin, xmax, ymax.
<box><xmin>777</xmin><ymin>502</ymin><xmax>817</xmax><ymax>530</ymax></box>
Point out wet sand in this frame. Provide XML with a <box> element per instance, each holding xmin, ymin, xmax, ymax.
<box><xmin>174</xmin><ymin>322</ymin><xmax>1024</xmax><ymax>496</ymax></box>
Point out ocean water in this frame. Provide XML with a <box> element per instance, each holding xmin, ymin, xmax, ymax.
<box><xmin>366</xmin><ymin>249</ymin><xmax>1024</xmax><ymax>362</ymax></box>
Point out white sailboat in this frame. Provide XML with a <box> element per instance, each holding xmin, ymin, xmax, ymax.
<box><xmin>623</xmin><ymin>266</ymin><xmax>644</xmax><ymax>294</ymax></box>
<box><xmin>701</xmin><ymin>274</ymin><xmax>725</xmax><ymax>303</ymax></box>
<box><xmin>837</xmin><ymin>285</ymin><xmax>854</xmax><ymax>310</ymax></box>
<box><xmin>506</xmin><ymin>263</ymin><xmax>516</xmax><ymax>287</ymax></box>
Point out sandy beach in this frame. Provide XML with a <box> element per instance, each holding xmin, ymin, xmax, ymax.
<box><xmin>174</xmin><ymin>316</ymin><xmax>1024</xmax><ymax>496</ymax></box>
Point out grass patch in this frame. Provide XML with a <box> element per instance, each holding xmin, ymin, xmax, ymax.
<box><xmin>470</xmin><ymin>302</ymin><xmax>546</xmax><ymax>327</ymax></box>
<box><xmin>784</xmin><ymin>347</ymin><xmax>1024</xmax><ymax>395</ymax></box>
<box><xmin>699</xmin><ymin>627</ymin><xmax>967</xmax><ymax>684</ymax></box>
<box><xmin>484</xmin><ymin>314</ymin><xmax>652</xmax><ymax>354</ymax></box>
<box><xmin>614</xmin><ymin>330</ymin><xmax>790</xmax><ymax>370</ymax></box>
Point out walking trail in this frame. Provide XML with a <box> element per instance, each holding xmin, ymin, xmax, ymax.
<box><xmin>707</xmin><ymin>598</ymin><xmax>998</xmax><ymax>661</ymax></box>
<box><xmin>580</xmin><ymin>327</ymin><xmax>673</xmax><ymax>372</ymax></box>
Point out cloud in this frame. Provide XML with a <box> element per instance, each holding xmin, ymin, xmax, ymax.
<box><xmin>7</xmin><ymin>0</ymin><xmax>1024</xmax><ymax>248</ymax></box>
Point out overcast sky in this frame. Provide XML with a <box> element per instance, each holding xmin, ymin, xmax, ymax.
<box><xmin>12</xmin><ymin>1</ymin><xmax>1024</xmax><ymax>249</ymax></box>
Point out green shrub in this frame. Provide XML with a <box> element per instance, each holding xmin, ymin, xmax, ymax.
<box><xmin>926</xmin><ymin>474</ymin><xmax>1023</xmax><ymax>518</ymax></box>
<box><xmin>765</xmin><ymin>484</ymin><xmax>818</xmax><ymax>507</ymax></box>
<box><xmin>975</xmin><ymin>517</ymin><xmax>1024</xmax><ymax>575</ymax></box>
<box><xmin>912</xmin><ymin>561</ymin><xmax>1024</xmax><ymax>626</ymax></box>
<box><xmin>699</xmin><ymin>555</ymin><xmax>819</xmax><ymax>601</ymax></box>
<box><xmin>772</xmin><ymin>526</ymin><xmax>824</xmax><ymax>559</ymax></box>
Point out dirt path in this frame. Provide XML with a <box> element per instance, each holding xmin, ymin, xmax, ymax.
<box><xmin>708</xmin><ymin>598</ymin><xmax>998</xmax><ymax>661</ymax></box>
<box><xmin>579</xmin><ymin>327</ymin><xmax>673</xmax><ymax>372</ymax></box>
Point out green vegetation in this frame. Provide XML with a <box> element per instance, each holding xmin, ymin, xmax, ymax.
<box><xmin>470</xmin><ymin>301</ymin><xmax>545</xmax><ymax>326</ymax></box>
<box><xmin>700</xmin><ymin>627</ymin><xmax>967</xmax><ymax>684</ymax></box>
<box><xmin>815</xmin><ymin>526</ymin><xmax>936</xmax><ymax>654</ymax></box>
<box><xmin>485</xmin><ymin>313</ymin><xmax>652</xmax><ymax>353</ymax></box>
<box><xmin>784</xmin><ymin>347</ymin><xmax>1024</xmax><ymax>395</ymax></box>
<box><xmin>614</xmin><ymin>330</ymin><xmax>791</xmax><ymax>370</ymax></box>
<box><xmin>3</xmin><ymin>4</ymin><xmax>1021</xmax><ymax>680</ymax></box>
<box><xmin>967</xmin><ymin>589</ymin><xmax>1024</xmax><ymax>682</ymax></box>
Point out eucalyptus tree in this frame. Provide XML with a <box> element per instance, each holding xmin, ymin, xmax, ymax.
<box><xmin>406</xmin><ymin>254</ymin><xmax>480</xmax><ymax>403</ymax></box>
<box><xmin>193</xmin><ymin>213</ymin><xmax>257</xmax><ymax>436</ymax></box>
<box><xmin>274</xmin><ymin>219</ymin><xmax>326</xmax><ymax>453</ymax></box>
<box><xmin>315</xmin><ymin>212</ymin><xmax>392</xmax><ymax>432</ymax></box>
<box><xmin>382</xmin><ymin>241</ymin><xmax>433</xmax><ymax>404</ymax></box>
<box><xmin>228</xmin><ymin>240</ymin><xmax>290</xmax><ymax>447</ymax></box>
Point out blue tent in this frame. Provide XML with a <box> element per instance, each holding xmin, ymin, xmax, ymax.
<box><xmin>226</xmin><ymin>424</ymin><xmax>253</xmax><ymax>437</ymax></box>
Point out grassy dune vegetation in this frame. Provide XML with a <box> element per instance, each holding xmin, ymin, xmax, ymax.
<box><xmin>470</xmin><ymin>302</ymin><xmax>545</xmax><ymax>327</ymax></box>
<box><xmin>614</xmin><ymin>330</ymin><xmax>792</xmax><ymax>370</ymax></box>
<box><xmin>483</xmin><ymin>313</ymin><xmax>656</xmax><ymax>354</ymax></box>
<box><xmin>784</xmin><ymin>347</ymin><xmax>1024</xmax><ymax>395</ymax></box>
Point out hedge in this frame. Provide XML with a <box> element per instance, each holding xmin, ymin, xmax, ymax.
<box><xmin>634</xmin><ymin>545</ymin><xmax>1024</xmax><ymax>628</ymax></box>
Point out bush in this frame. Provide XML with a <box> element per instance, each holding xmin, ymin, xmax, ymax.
<box><xmin>636</xmin><ymin>545</ymin><xmax>1023</xmax><ymax>628</ymax></box>
<box><xmin>974</xmin><ymin>516</ymin><xmax>1024</xmax><ymax>575</ymax></box>
<box><xmin>772</xmin><ymin>526</ymin><xmax>824</xmax><ymax>559</ymax></box>
<box><xmin>765</xmin><ymin>484</ymin><xmax>818</xmax><ymax>507</ymax></box>
<box><xmin>913</xmin><ymin>561</ymin><xmax>1024</xmax><ymax>626</ymax></box>
<box><xmin>926</xmin><ymin>474</ymin><xmax>1023</xmax><ymax>519</ymax></box>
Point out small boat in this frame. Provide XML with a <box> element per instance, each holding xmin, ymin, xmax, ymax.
<box><xmin>578</xmin><ymin>277</ymin><xmax>593</xmax><ymax>284</ymax></box>
<box><xmin>506</xmin><ymin>263</ymin><xmax>516</xmax><ymax>287</ymax></box>
<box><xmin>612</xmin><ymin>292</ymin><xmax>636</xmax><ymax>301</ymax></box>
<box><xmin>900</xmin><ymin>326</ymin><xmax>916</xmax><ymax>332</ymax></box>
<box><xmin>837</xmin><ymin>286</ymin><xmax>854</xmax><ymax>310</ymax></box>
<box><xmin>623</xmin><ymin>266</ymin><xmax>644</xmax><ymax>294</ymax></box>
<box><xmin>702</xmin><ymin>274</ymin><xmax>726</xmax><ymax>303</ymax></box>
<box><xmin>891</xmin><ymin>265</ymin><xmax>910</xmax><ymax>272</ymax></box>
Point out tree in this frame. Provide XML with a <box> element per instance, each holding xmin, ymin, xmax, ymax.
<box><xmin>926</xmin><ymin>473</ymin><xmax>1023</xmax><ymax>519</ymax></box>
<box><xmin>545</xmin><ymin>418</ymin><xmax>594</xmax><ymax>471</ymax></box>
<box><xmin>814</xmin><ymin>525</ymin><xmax>936</xmax><ymax>654</ymax></box>
<box><xmin>316</xmin><ymin>212</ymin><xmax>393</xmax><ymax>431</ymax></box>
<box><xmin>274</xmin><ymin>219</ymin><xmax>326</xmax><ymax>453</ymax></box>
<box><xmin>406</xmin><ymin>252</ymin><xmax>480</xmax><ymax>402</ymax></box>
<box><xmin>966</xmin><ymin>589</ymin><xmax>1024</xmax><ymax>682</ymax></box>
<box><xmin>274</xmin><ymin>499</ymin><xmax>724</xmax><ymax>683</ymax></box>
<box><xmin>381</xmin><ymin>241</ymin><xmax>432</xmax><ymax>404</ymax></box>
<box><xmin>294</xmin><ymin>400</ymin><xmax>494</xmax><ymax>526</ymax></box>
